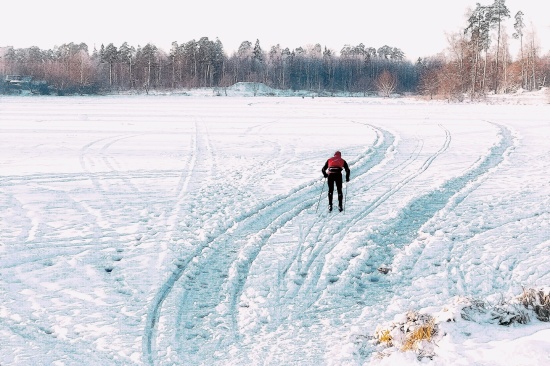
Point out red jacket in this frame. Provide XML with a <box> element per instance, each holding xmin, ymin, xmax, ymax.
<box><xmin>322</xmin><ymin>151</ymin><xmax>350</xmax><ymax>180</ymax></box>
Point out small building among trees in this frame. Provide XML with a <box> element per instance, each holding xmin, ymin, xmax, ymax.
<box><xmin>3</xmin><ymin>75</ymin><xmax>49</xmax><ymax>95</ymax></box>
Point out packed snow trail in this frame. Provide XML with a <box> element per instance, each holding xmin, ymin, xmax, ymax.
<box><xmin>143</xmin><ymin>123</ymin><xmax>389</xmax><ymax>365</ymax></box>
<box><xmin>228</xmin><ymin>122</ymin><xmax>514</xmax><ymax>365</ymax></box>
<box><xmin>319</xmin><ymin>122</ymin><xmax>514</xmax><ymax>303</ymax></box>
<box><xmin>144</xmin><ymin>120</ymin><xmax>514</xmax><ymax>365</ymax></box>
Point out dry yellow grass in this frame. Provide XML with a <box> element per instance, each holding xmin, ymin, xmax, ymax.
<box><xmin>378</xmin><ymin>329</ymin><xmax>392</xmax><ymax>345</ymax></box>
<box><xmin>401</xmin><ymin>320</ymin><xmax>435</xmax><ymax>351</ymax></box>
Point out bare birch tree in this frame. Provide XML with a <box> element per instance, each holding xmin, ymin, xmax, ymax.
<box><xmin>376</xmin><ymin>70</ymin><xmax>397</xmax><ymax>97</ymax></box>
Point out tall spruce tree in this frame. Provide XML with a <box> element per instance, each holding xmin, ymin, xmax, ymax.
<box><xmin>513</xmin><ymin>11</ymin><xmax>526</xmax><ymax>89</ymax></box>
<box><xmin>490</xmin><ymin>0</ymin><xmax>510</xmax><ymax>93</ymax></box>
<box><xmin>465</xmin><ymin>3</ymin><xmax>492</xmax><ymax>96</ymax></box>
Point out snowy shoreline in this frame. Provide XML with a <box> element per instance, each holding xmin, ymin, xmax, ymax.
<box><xmin>4</xmin><ymin>83</ymin><xmax>549</xmax><ymax>106</ymax></box>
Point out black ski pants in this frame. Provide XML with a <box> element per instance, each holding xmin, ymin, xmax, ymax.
<box><xmin>327</xmin><ymin>173</ymin><xmax>343</xmax><ymax>207</ymax></box>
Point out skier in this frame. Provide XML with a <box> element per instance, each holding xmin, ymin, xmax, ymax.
<box><xmin>321</xmin><ymin>151</ymin><xmax>350</xmax><ymax>212</ymax></box>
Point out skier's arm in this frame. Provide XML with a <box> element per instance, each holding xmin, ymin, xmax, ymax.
<box><xmin>322</xmin><ymin>160</ymin><xmax>329</xmax><ymax>178</ymax></box>
<box><xmin>344</xmin><ymin>161</ymin><xmax>350</xmax><ymax>181</ymax></box>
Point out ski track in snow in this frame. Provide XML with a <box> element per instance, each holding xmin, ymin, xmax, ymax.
<box><xmin>228</xmin><ymin>121</ymin><xmax>517</xmax><ymax>365</ymax></box>
<box><xmin>143</xmin><ymin>117</ymin><xmax>218</xmax><ymax>363</ymax></box>
<box><xmin>143</xmin><ymin>123</ymin><xmax>385</xmax><ymax>364</ymax></box>
<box><xmin>228</xmin><ymin>126</ymin><xmax>448</xmax><ymax>364</ymax></box>
<box><xmin>144</xmin><ymin>120</ymin><xmax>512</xmax><ymax>365</ymax></box>
<box><xmin>1</xmin><ymin>96</ymin><xmax>548</xmax><ymax>366</ymax></box>
<box><xmin>206</xmin><ymin>124</ymin><xmax>513</xmax><ymax>365</ymax></box>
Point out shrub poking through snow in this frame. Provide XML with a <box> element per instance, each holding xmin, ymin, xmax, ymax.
<box><xmin>375</xmin><ymin>329</ymin><xmax>392</xmax><ymax>345</ymax></box>
<box><xmin>460</xmin><ymin>296</ymin><xmax>530</xmax><ymax>326</ymax></box>
<box><xmin>373</xmin><ymin>311</ymin><xmax>439</xmax><ymax>360</ymax></box>
<box><xmin>367</xmin><ymin>288</ymin><xmax>549</xmax><ymax>362</ymax></box>
<box><xmin>518</xmin><ymin>287</ymin><xmax>550</xmax><ymax>322</ymax></box>
<box><xmin>460</xmin><ymin>288</ymin><xmax>550</xmax><ymax>326</ymax></box>
<box><xmin>492</xmin><ymin>304</ymin><xmax>530</xmax><ymax>326</ymax></box>
<box><xmin>401</xmin><ymin>318</ymin><xmax>436</xmax><ymax>351</ymax></box>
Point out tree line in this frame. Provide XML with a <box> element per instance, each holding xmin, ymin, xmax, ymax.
<box><xmin>0</xmin><ymin>38</ymin><xmax>415</xmax><ymax>95</ymax></box>
<box><xmin>1</xmin><ymin>0</ymin><xmax>548</xmax><ymax>98</ymax></box>
<box><xmin>417</xmin><ymin>0</ymin><xmax>549</xmax><ymax>101</ymax></box>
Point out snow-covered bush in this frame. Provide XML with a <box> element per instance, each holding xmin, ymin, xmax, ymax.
<box><xmin>373</xmin><ymin>311</ymin><xmax>440</xmax><ymax>360</ymax></box>
<box><xmin>366</xmin><ymin>288</ymin><xmax>549</xmax><ymax>363</ymax></box>
<box><xmin>460</xmin><ymin>287</ymin><xmax>550</xmax><ymax>325</ymax></box>
<box><xmin>518</xmin><ymin>287</ymin><xmax>550</xmax><ymax>322</ymax></box>
<box><xmin>460</xmin><ymin>297</ymin><xmax>530</xmax><ymax>326</ymax></box>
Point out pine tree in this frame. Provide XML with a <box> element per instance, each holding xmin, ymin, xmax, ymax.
<box><xmin>101</xmin><ymin>43</ymin><xmax>118</xmax><ymax>87</ymax></box>
<box><xmin>513</xmin><ymin>11</ymin><xmax>526</xmax><ymax>89</ymax></box>
<box><xmin>465</xmin><ymin>4</ymin><xmax>491</xmax><ymax>97</ymax></box>
<box><xmin>490</xmin><ymin>0</ymin><xmax>510</xmax><ymax>93</ymax></box>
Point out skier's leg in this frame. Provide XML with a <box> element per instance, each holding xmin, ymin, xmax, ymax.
<box><xmin>327</xmin><ymin>174</ymin><xmax>335</xmax><ymax>209</ymax></box>
<box><xmin>336</xmin><ymin>175</ymin><xmax>343</xmax><ymax>210</ymax></box>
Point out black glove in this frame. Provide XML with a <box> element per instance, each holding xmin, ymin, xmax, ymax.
<box><xmin>346</xmin><ymin>177</ymin><xmax>350</xmax><ymax>182</ymax></box>
<box><xmin>323</xmin><ymin>173</ymin><xmax>328</xmax><ymax>178</ymax></box>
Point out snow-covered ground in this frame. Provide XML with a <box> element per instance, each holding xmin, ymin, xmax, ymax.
<box><xmin>0</xmin><ymin>91</ymin><xmax>548</xmax><ymax>365</ymax></box>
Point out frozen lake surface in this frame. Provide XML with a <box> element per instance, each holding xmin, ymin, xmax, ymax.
<box><xmin>0</xmin><ymin>95</ymin><xmax>549</xmax><ymax>365</ymax></box>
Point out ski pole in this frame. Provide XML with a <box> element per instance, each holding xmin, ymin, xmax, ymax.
<box><xmin>315</xmin><ymin>177</ymin><xmax>326</xmax><ymax>213</ymax></box>
<box><xmin>343</xmin><ymin>181</ymin><xmax>348</xmax><ymax>213</ymax></box>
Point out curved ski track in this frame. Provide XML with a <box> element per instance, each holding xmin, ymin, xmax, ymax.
<box><xmin>142</xmin><ymin>123</ymin><xmax>390</xmax><ymax>364</ymax></box>
<box><xmin>321</xmin><ymin>122</ymin><xmax>515</xmax><ymax>320</ymax></box>
<box><xmin>235</xmin><ymin>122</ymin><xmax>515</xmax><ymax>365</ymax></box>
<box><xmin>144</xmin><ymin>121</ymin><xmax>514</xmax><ymax>365</ymax></box>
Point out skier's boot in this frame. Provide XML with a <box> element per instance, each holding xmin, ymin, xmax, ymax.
<box><xmin>329</xmin><ymin>204</ymin><xmax>333</xmax><ymax>212</ymax></box>
<box><xmin>338</xmin><ymin>205</ymin><xmax>343</xmax><ymax>212</ymax></box>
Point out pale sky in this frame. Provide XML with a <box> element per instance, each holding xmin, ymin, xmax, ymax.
<box><xmin>1</xmin><ymin>0</ymin><xmax>549</xmax><ymax>61</ymax></box>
